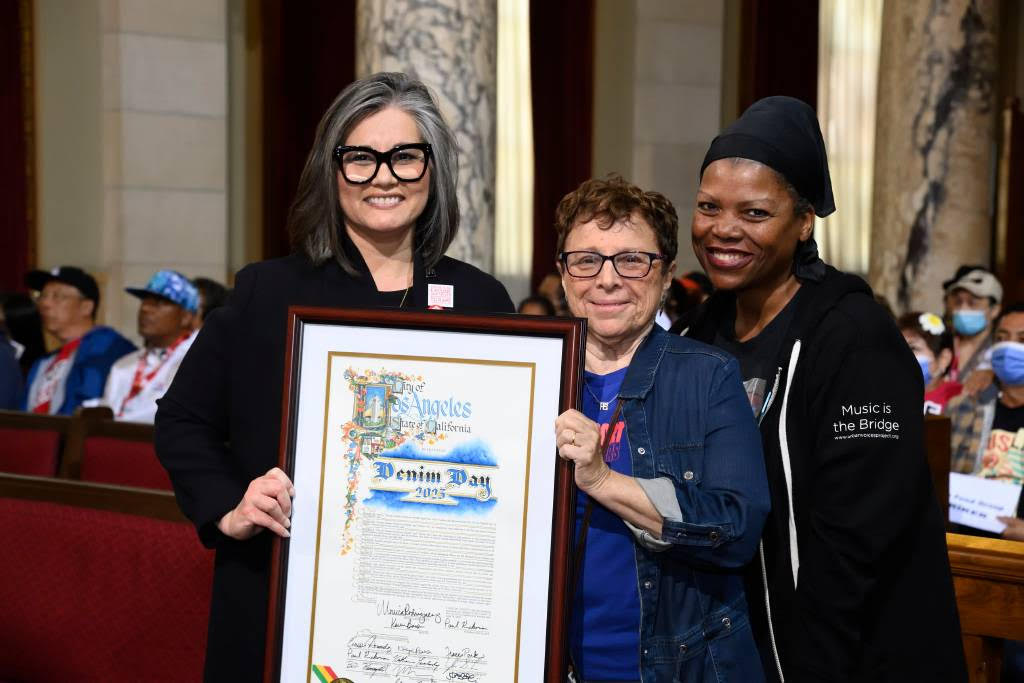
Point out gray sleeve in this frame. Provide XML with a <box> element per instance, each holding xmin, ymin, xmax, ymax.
<box><xmin>622</xmin><ymin>476</ymin><xmax>681</xmax><ymax>552</ymax></box>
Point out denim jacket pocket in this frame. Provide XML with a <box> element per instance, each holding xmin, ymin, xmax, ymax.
<box><xmin>654</xmin><ymin>444</ymin><xmax>703</xmax><ymax>484</ymax></box>
<box><xmin>650</xmin><ymin>607</ymin><xmax>765</xmax><ymax>683</ymax></box>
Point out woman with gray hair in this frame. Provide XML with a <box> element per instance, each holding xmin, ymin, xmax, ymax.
<box><xmin>154</xmin><ymin>72</ymin><xmax>513</xmax><ymax>680</ymax></box>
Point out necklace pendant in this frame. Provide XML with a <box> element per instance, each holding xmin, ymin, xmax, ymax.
<box><xmin>599</xmin><ymin>400</ymin><xmax>610</xmax><ymax>411</ymax></box>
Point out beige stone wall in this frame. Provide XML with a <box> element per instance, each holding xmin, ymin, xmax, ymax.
<box><xmin>34</xmin><ymin>0</ymin><xmax>229</xmax><ymax>341</ymax></box>
<box><xmin>869</xmin><ymin>0</ymin><xmax>999</xmax><ymax>315</ymax></box>
<box><xmin>592</xmin><ymin>0</ymin><xmax>727</xmax><ymax>276</ymax></box>
<box><xmin>35</xmin><ymin>0</ymin><xmax>104</xmax><ymax>277</ymax></box>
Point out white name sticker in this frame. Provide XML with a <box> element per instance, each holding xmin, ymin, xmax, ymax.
<box><xmin>428</xmin><ymin>283</ymin><xmax>454</xmax><ymax>308</ymax></box>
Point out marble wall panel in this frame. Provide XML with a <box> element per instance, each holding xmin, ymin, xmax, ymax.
<box><xmin>869</xmin><ymin>0</ymin><xmax>999</xmax><ymax>313</ymax></box>
<box><xmin>356</xmin><ymin>0</ymin><xmax>497</xmax><ymax>271</ymax></box>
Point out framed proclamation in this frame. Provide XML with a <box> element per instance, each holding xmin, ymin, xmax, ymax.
<box><xmin>264</xmin><ymin>307</ymin><xmax>586</xmax><ymax>683</ymax></box>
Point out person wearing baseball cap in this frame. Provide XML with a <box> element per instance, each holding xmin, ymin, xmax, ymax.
<box><xmin>96</xmin><ymin>270</ymin><xmax>199</xmax><ymax>423</ymax></box>
<box><xmin>943</xmin><ymin>267</ymin><xmax>1003</xmax><ymax>384</ymax></box>
<box><xmin>21</xmin><ymin>266</ymin><xmax>135</xmax><ymax>415</ymax></box>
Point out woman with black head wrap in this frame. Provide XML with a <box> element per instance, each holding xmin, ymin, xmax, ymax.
<box><xmin>685</xmin><ymin>97</ymin><xmax>966</xmax><ymax>682</ymax></box>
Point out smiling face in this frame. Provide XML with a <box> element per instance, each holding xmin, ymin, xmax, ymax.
<box><xmin>691</xmin><ymin>159</ymin><xmax>813</xmax><ymax>296</ymax></box>
<box><xmin>560</xmin><ymin>214</ymin><xmax>673</xmax><ymax>352</ymax></box>
<box><xmin>337</xmin><ymin>107</ymin><xmax>431</xmax><ymax>244</ymax></box>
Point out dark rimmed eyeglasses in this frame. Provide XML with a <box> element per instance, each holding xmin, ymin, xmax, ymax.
<box><xmin>332</xmin><ymin>143</ymin><xmax>432</xmax><ymax>184</ymax></box>
<box><xmin>559</xmin><ymin>250</ymin><xmax>667</xmax><ymax>279</ymax></box>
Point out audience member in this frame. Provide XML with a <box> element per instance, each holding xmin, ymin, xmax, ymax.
<box><xmin>681</xmin><ymin>270</ymin><xmax>713</xmax><ymax>302</ymax></box>
<box><xmin>21</xmin><ymin>266</ymin><xmax>135</xmax><ymax>415</ymax></box>
<box><xmin>0</xmin><ymin>321</ymin><xmax>21</xmax><ymax>410</ymax></box>
<box><xmin>898</xmin><ymin>311</ymin><xmax>961</xmax><ymax>414</ymax></box>
<box><xmin>517</xmin><ymin>295</ymin><xmax>555</xmax><ymax>316</ymax></box>
<box><xmin>97</xmin><ymin>271</ymin><xmax>198</xmax><ymax>423</ymax></box>
<box><xmin>942</xmin><ymin>264</ymin><xmax>989</xmax><ymax>316</ymax></box>
<box><xmin>944</xmin><ymin>267</ymin><xmax>1001</xmax><ymax>383</ymax></box>
<box><xmin>193</xmin><ymin>276</ymin><xmax>229</xmax><ymax>324</ymax></box>
<box><xmin>664</xmin><ymin>276</ymin><xmax>705</xmax><ymax>325</ymax></box>
<box><xmin>537</xmin><ymin>271</ymin><xmax>568</xmax><ymax>315</ymax></box>
<box><xmin>1</xmin><ymin>292</ymin><xmax>46</xmax><ymax>376</ymax></box>
<box><xmin>948</xmin><ymin>303</ymin><xmax>1024</xmax><ymax>477</ymax></box>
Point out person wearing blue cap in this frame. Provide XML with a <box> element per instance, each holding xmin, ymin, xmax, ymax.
<box><xmin>96</xmin><ymin>270</ymin><xmax>199</xmax><ymax>423</ymax></box>
<box><xmin>22</xmin><ymin>266</ymin><xmax>136</xmax><ymax>415</ymax></box>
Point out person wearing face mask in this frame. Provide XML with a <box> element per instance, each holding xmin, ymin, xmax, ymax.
<box><xmin>942</xmin><ymin>267</ymin><xmax>1002</xmax><ymax>384</ymax></box>
<box><xmin>898</xmin><ymin>312</ymin><xmax>961</xmax><ymax>415</ymax></box>
<box><xmin>949</xmin><ymin>304</ymin><xmax>1024</xmax><ymax>482</ymax></box>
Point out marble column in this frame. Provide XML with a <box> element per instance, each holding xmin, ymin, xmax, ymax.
<box><xmin>869</xmin><ymin>0</ymin><xmax>999</xmax><ymax>314</ymax></box>
<box><xmin>356</xmin><ymin>0</ymin><xmax>497</xmax><ymax>272</ymax></box>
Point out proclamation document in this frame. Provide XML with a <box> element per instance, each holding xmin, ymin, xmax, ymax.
<box><xmin>276</xmin><ymin>321</ymin><xmax>568</xmax><ymax>683</ymax></box>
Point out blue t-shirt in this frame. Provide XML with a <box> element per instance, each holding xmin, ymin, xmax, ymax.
<box><xmin>570</xmin><ymin>366</ymin><xmax>641</xmax><ymax>681</ymax></box>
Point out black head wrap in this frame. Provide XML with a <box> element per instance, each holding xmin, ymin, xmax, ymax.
<box><xmin>699</xmin><ymin>96</ymin><xmax>833</xmax><ymax>281</ymax></box>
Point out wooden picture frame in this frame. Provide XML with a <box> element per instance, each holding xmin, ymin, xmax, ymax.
<box><xmin>264</xmin><ymin>307</ymin><xmax>585</xmax><ymax>683</ymax></box>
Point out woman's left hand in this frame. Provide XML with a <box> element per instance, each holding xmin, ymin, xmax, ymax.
<box><xmin>555</xmin><ymin>409</ymin><xmax>610</xmax><ymax>493</ymax></box>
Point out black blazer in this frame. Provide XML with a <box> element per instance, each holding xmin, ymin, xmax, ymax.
<box><xmin>155</xmin><ymin>248</ymin><xmax>514</xmax><ymax>681</ymax></box>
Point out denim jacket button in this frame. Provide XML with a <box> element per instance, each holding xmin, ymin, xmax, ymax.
<box><xmin>683</xmin><ymin>470</ymin><xmax>694</xmax><ymax>481</ymax></box>
<box><xmin>709</xmin><ymin>530</ymin><xmax>721</xmax><ymax>542</ymax></box>
<box><xmin>637</xmin><ymin>447</ymin><xmax>646</xmax><ymax>455</ymax></box>
<box><xmin>679</xmin><ymin>643</ymin><xmax>688</xmax><ymax>653</ymax></box>
<box><xmin>722</xmin><ymin>617</ymin><xmax>732</xmax><ymax>629</ymax></box>
<box><xmin>643</xmin><ymin>580</ymin><xmax>653</xmax><ymax>590</ymax></box>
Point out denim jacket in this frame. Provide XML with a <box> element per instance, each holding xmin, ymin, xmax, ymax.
<box><xmin>618</xmin><ymin>325</ymin><xmax>769</xmax><ymax>683</ymax></box>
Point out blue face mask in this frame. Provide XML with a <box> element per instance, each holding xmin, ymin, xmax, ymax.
<box><xmin>992</xmin><ymin>342</ymin><xmax>1024</xmax><ymax>387</ymax></box>
<box><xmin>915</xmin><ymin>354</ymin><xmax>933</xmax><ymax>386</ymax></box>
<box><xmin>953</xmin><ymin>309</ymin><xmax>988</xmax><ymax>336</ymax></box>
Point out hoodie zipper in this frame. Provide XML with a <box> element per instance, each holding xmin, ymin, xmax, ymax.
<box><xmin>758</xmin><ymin>339</ymin><xmax>803</xmax><ymax>682</ymax></box>
<box><xmin>757</xmin><ymin>366</ymin><xmax>785</xmax><ymax>682</ymax></box>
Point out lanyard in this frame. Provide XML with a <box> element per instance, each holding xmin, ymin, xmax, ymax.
<box><xmin>568</xmin><ymin>399</ymin><xmax>624</xmax><ymax>680</ymax></box>
<box><xmin>118</xmin><ymin>332</ymin><xmax>189</xmax><ymax>415</ymax></box>
<box><xmin>31</xmin><ymin>337</ymin><xmax>82</xmax><ymax>414</ymax></box>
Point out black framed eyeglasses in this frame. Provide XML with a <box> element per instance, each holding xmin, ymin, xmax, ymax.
<box><xmin>332</xmin><ymin>143</ymin><xmax>432</xmax><ymax>184</ymax></box>
<box><xmin>559</xmin><ymin>250</ymin><xmax>667</xmax><ymax>279</ymax></box>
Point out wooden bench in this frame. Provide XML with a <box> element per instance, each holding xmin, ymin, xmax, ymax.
<box><xmin>948</xmin><ymin>533</ymin><xmax>1024</xmax><ymax>682</ymax></box>
<box><xmin>60</xmin><ymin>407</ymin><xmax>168</xmax><ymax>490</ymax></box>
<box><xmin>0</xmin><ymin>409</ymin><xmax>71</xmax><ymax>476</ymax></box>
<box><xmin>0</xmin><ymin>408</ymin><xmax>169</xmax><ymax>490</ymax></box>
<box><xmin>0</xmin><ymin>472</ymin><xmax>211</xmax><ymax>680</ymax></box>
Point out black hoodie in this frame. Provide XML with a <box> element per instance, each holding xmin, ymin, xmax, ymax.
<box><xmin>687</xmin><ymin>266</ymin><xmax>966</xmax><ymax>682</ymax></box>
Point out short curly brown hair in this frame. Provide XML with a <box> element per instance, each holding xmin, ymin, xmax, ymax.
<box><xmin>554</xmin><ymin>175</ymin><xmax>678</xmax><ymax>263</ymax></box>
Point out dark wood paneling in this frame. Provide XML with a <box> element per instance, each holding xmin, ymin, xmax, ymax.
<box><xmin>261</xmin><ymin>1</ymin><xmax>357</xmax><ymax>260</ymax></box>
<box><xmin>0</xmin><ymin>1</ymin><xmax>35</xmax><ymax>292</ymax></box>
<box><xmin>994</xmin><ymin>98</ymin><xmax>1023</xmax><ymax>304</ymax></box>
<box><xmin>529</xmin><ymin>0</ymin><xmax>595</xmax><ymax>291</ymax></box>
